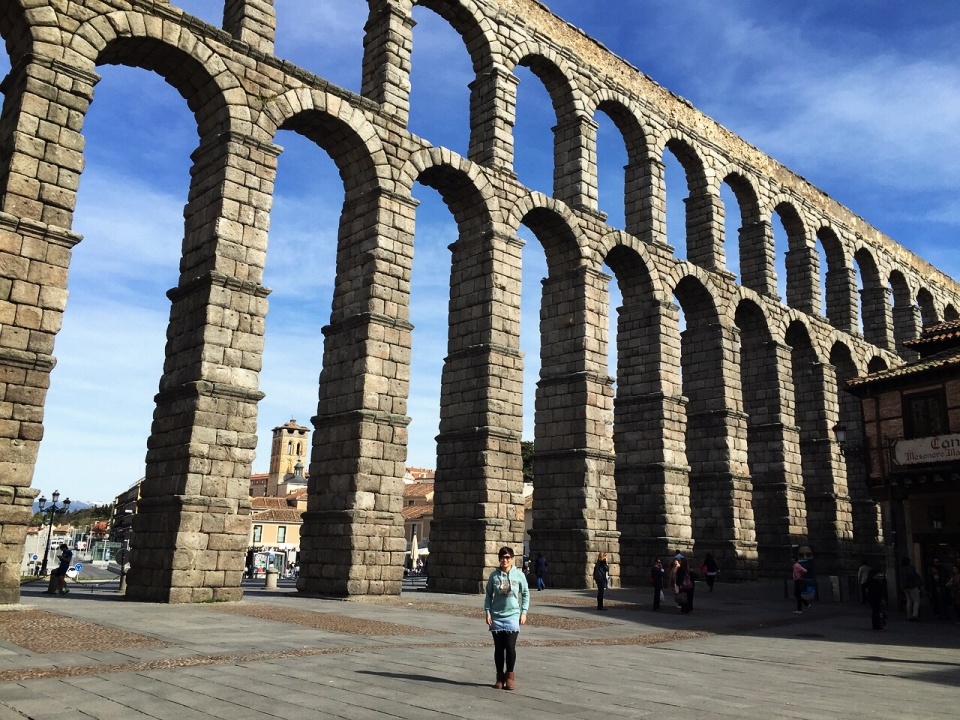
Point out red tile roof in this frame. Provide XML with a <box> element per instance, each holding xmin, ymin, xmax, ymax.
<box><xmin>401</xmin><ymin>505</ymin><xmax>433</xmax><ymax>520</ymax></box>
<box><xmin>251</xmin><ymin>508</ymin><xmax>303</xmax><ymax>523</ymax></box>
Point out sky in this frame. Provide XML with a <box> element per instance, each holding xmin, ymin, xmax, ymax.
<box><xmin>18</xmin><ymin>0</ymin><xmax>960</xmax><ymax>504</ymax></box>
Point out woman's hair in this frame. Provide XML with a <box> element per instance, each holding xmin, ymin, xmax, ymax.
<box><xmin>498</xmin><ymin>546</ymin><xmax>514</xmax><ymax>559</ymax></box>
<box><xmin>679</xmin><ymin>558</ymin><xmax>689</xmax><ymax>571</ymax></box>
<box><xmin>597</xmin><ymin>551</ymin><xmax>607</xmax><ymax>561</ymax></box>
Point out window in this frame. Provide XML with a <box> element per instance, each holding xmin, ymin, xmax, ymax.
<box><xmin>277</xmin><ymin>526</ymin><xmax>286</xmax><ymax>543</ymax></box>
<box><xmin>903</xmin><ymin>390</ymin><xmax>949</xmax><ymax>439</ymax></box>
<box><xmin>253</xmin><ymin>525</ymin><xmax>262</xmax><ymax>543</ymax></box>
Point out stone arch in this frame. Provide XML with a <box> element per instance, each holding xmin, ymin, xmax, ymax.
<box><xmin>589</xmin><ymin>92</ymin><xmax>654</xmax><ymax>236</ymax></box>
<box><xmin>673</xmin><ymin>273</ymin><xmax>754</xmax><ymax>569</ymax></box>
<box><xmin>735</xmin><ymin>296</ymin><xmax>798</xmax><ymax>573</ymax></box>
<box><xmin>772</xmin><ymin>198</ymin><xmax>817</xmax><ymax>314</ymax></box>
<box><xmin>0</xmin><ymin>0</ymin><xmax>32</xmax><ymax>60</ymax></box>
<box><xmin>402</xmin><ymin>146</ymin><xmax>501</xmax><ymax>227</ymax></box>
<box><xmin>917</xmin><ymin>286</ymin><xmax>938</xmax><ymax>327</ymax></box>
<box><xmin>413</xmin><ymin>0</ymin><xmax>505</xmax><ymax>168</ymax></box>
<box><xmin>854</xmin><ymin>245</ymin><xmax>893</xmax><ymax>349</ymax></box>
<box><xmin>889</xmin><ymin>269</ymin><xmax>919</xmax><ymax>357</ymax></box>
<box><xmin>602</xmin><ymin>240</ymin><xmax>687</xmax><ymax>581</ymax></box>
<box><xmin>520</xmin><ymin>202</ymin><xmax>617</xmax><ymax>588</ymax></box>
<box><xmin>17</xmin><ymin>14</ymin><xmax>269</xmax><ymax>604</ymax></box>
<box><xmin>67</xmin><ymin>12</ymin><xmax>249</xmax><ymax>139</ymax></box>
<box><xmin>946</xmin><ymin>304</ymin><xmax>959</xmax><ymax>321</ymax></box>
<box><xmin>510</xmin><ymin>46</ymin><xmax>593</xmax><ymax>208</ymax></box>
<box><xmin>509</xmin><ymin>193</ymin><xmax>583</xmax><ymax>275</ymax></box>
<box><xmin>660</xmin><ymin>133</ymin><xmax>719</xmax><ymax>272</ymax></box>
<box><xmin>867</xmin><ymin>355</ymin><xmax>889</xmax><ymax>374</ymax></box>
<box><xmin>830</xmin><ymin>340</ymin><xmax>881</xmax><ymax>561</ymax></box>
<box><xmin>415</xmin><ymin>0</ymin><xmax>499</xmax><ymax>74</ymax></box>
<box><xmin>785</xmin><ymin>319</ymin><xmax>851</xmax><ymax>567</ymax></box>
<box><xmin>260</xmin><ymin>88</ymin><xmax>392</xmax><ymax>196</ymax></box>
<box><xmin>403</xmin><ymin>149</ymin><xmax>523</xmax><ymax>593</ymax></box>
<box><xmin>722</xmin><ymin>169</ymin><xmax>768</xmax><ymax>295</ymax></box>
<box><xmin>817</xmin><ymin>225</ymin><xmax>855</xmax><ymax>332</ymax></box>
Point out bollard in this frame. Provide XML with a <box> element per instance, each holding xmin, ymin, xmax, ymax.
<box><xmin>264</xmin><ymin>568</ymin><xmax>279</xmax><ymax>590</ymax></box>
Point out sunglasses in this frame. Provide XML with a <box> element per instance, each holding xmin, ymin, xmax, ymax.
<box><xmin>499</xmin><ymin>554</ymin><xmax>513</xmax><ymax>560</ymax></box>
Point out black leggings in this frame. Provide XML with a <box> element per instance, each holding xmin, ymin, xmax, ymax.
<box><xmin>492</xmin><ymin>631</ymin><xmax>518</xmax><ymax>672</ymax></box>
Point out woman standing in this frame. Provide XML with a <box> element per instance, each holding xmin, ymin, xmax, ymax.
<box><xmin>675</xmin><ymin>558</ymin><xmax>695</xmax><ymax>614</ymax></box>
<box><xmin>593</xmin><ymin>552</ymin><xmax>610</xmax><ymax>611</ymax></box>
<box><xmin>484</xmin><ymin>546</ymin><xmax>529</xmax><ymax>690</ymax></box>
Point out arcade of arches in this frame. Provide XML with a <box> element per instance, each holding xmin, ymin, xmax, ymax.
<box><xmin>1</xmin><ymin>0</ymin><xmax>959</xmax><ymax>603</ymax></box>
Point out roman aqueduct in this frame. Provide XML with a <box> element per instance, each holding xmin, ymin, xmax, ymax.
<box><xmin>1</xmin><ymin>0</ymin><xmax>959</xmax><ymax>603</ymax></box>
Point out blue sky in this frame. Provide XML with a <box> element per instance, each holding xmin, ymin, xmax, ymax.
<box><xmin>22</xmin><ymin>1</ymin><xmax>960</xmax><ymax>504</ymax></box>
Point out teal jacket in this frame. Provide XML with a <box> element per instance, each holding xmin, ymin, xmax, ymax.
<box><xmin>484</xmin><ymin>567</ymin><xmax>530</xmax><ymax>620</ymax></box>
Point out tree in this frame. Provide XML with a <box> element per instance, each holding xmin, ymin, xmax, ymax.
<box><xmin>521</xmin><ymin>440</ymin><xmax>534</xmax><ymax>480</ymax></box>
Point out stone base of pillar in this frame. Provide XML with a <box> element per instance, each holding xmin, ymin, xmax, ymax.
<box><xmin>125</xmin><ymin>494</ymin><xmax>249</xmax><ymax>603</ymax></box>
<box><xmin>0</xmin><ymin>485</ymin><xmax>40</xmax><ymax>604</ymax></box>
<box><xmin>296</xmin><ymin>509</ymin><xmax>405</xmax><ymax>596</ymax></box>
<box><xmin>427</xmin><ymin>517</ymin><xmax>521</xmax><ymax>594</ymax></box>
<box><xmin>527</xmin><ymin>528</ymin><xmax>620</xmax><ymax>588</ymax></box>
<box><xmin>755</xmin><ymin>541</ymin><xmax>795</xmax><ymax>577</ymax></box>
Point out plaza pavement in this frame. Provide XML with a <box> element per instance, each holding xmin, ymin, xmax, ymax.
<box><xmin>0</xmin><ymin>575</ymin><xmax>956</xmax><ymax>720</ymax></box>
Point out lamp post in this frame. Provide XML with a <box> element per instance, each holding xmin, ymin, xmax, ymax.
<box><xmin>37</xmin><ymin>490</ymin><xmax>71</xmax><ymax>576</ymax></box>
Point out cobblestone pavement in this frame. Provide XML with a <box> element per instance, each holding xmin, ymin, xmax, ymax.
<box><xmin>0</xmin><ymin>579</ymin><xmax>956</xmax><ymax>719</ymax></box>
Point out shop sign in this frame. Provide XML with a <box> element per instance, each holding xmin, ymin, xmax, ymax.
<box><xmin>894</xmin><ymin>433</ymin><xmax>960</xmax><ymax>466</ymax></box>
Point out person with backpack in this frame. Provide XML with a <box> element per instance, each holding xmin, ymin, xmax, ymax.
<box><xmin>901</xmin><ymin>556</ymin><xmax>923</xmax><ymax>622</ymax></box>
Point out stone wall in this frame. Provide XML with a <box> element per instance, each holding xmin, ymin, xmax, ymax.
<box><xmin>1</xmin><ymin>0</ymin><xmax>959</xmax><ymax>602</ymax></box>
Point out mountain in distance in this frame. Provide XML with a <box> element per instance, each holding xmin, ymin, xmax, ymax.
<box><xmin>31</xmin><ymin>499</ymin><xmax>109</xmax><ymax>513</ymax></box>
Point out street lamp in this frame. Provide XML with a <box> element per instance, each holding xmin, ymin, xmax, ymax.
<box><xmin>37</xmin><ymin>490</ymin><xmax>71</xmax><ymax>576</ymax></box>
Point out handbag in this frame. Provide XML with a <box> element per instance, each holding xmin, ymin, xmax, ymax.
<box><xmin>675</xmin><ymin>591</ymin><xmax>688</xmax><ymax>604</ymax></box>
<box><xmin>659</xmin><ymin>589</ymin><xmax>665</xmax><ymax>602</ymax></box>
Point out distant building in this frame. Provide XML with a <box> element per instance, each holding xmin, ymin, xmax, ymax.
<box><xmin>249</xmin><ymin>472</ymin><xmax>268</xmax><ymax>497</ymax></box>
<box><xmin>112</xmin><ymin>478</ymin><xmax>142</xmax><ymax>541</ymax></box>
<box><xmin>847</xmin><ymin>319</ymin><xmax>960</xmax><ymax>585</ymax></box>
<box><xmin>266</xmin><ymin>419</ymin><xmax>310</xmax><ymax>497</ymax></box>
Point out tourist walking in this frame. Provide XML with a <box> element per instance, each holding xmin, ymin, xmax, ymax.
<box><xmin>534</xmin><ymin>553</ymin><xmax>547</xmax><ymax>591</ymax></box>
<box><xmin>675</xmin><ymin>558</ymin><xmax>694</xmax><ymax>614</ymax></box>
<box><xmin>792</xmin><ymin>555</ymin><xmax>810</xmax><ymax>613</ymax></box>
<box><xmin>701</xmin><ymin>552</ymin><xmax>719</xmax><ymax>592</ymax></box>
<box><xmin>651</xmin><ymin>558</ymin><xmax>664</xmax><ymax>611</ymax></box>
<box><xmin>900</xmin><ymin>556</ymin><xmax>922</xmax><ymax>622</ymax></box>
<box><xmin>593</xmin><ymin>552</ymin><xmax>610</xmax><ymax>611</ymax></box>
<box><xmin>484</xmin><ymin>546</ymin><xmax>529</xmax><ymax>690</ymax></box>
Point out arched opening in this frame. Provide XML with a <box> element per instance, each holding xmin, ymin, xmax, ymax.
<box><xmin>735</xmin><ymin>300</ymin><xmax>791</xmax><ymax>574</ymax></box>
<box><xmin>604</xmin><ymin>244</ymin><xmax>675</xmax><ymax>584</ymax></box>
<box><xmin>408</xmin><ymin>6</ymin><xmax>474</xmax><ymax>156</ymax></box>
<box><xmin>513</xmin><ymin>64</ymin><xmax>556</xmax><ymax>196</ymax></box>
<box><xmin>831</xmin><ymin>342</ymin><xmax>881</xmax><ymax>562</ymax></box>
<box><xmin>33</xmin><ymin>64</ymin><xmax>195</xmax><ymax>507</ymax></box>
